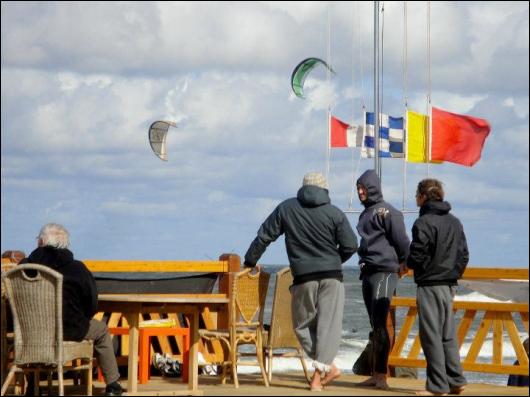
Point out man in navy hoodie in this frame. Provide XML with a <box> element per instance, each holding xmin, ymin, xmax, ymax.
<box><xmin>355</xmin><ymin>169</ymin><xmax>410</xmax><ymax>390</ymax></box>
<box><xmin>21</xmin><ymin>223</ymin><xmax>123</xmax><ymax>396</ymax></box>
<box><xmin>245</xmin><ymin>172</ymin><xmax>358</xmax><ymax>391</ymax></box>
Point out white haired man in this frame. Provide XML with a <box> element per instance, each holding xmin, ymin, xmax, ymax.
<box><xmin>244</xmin><ymin>173</ymin><xmax>358</xmax><ymax>390</ymax></box>
<box><xmin>20</xmin><ymin>223</ymin><xmax>123</xmax><ymax>396</ymax></box>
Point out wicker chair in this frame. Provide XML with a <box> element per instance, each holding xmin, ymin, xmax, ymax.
<box><xmin>263</xmin><ymin>267</ymin><xmax>310</xmax><ymax>383</ymax></box>
<box><xmin>200</xmin><ymin>268</ymin><xmax>270</xmax><ymax>388</ymax></box>
<box><xmin>0</xmin><ymin>264</ymin><xmax>93</xmax><ymax>396</ymax></box>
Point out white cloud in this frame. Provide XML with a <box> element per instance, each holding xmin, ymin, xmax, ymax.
<box><xmin>1</xmin><ymin>1</ymin><xmax>528</xmax><ymax>267</ymax></box>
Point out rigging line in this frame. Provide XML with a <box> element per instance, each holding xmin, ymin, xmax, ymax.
<box><xmin>402</xmin><ymin>1</ymin><xmax>408</xmax><ymax>211</ymax></box>
<box><xmin>349</xmin><ymin>3</ymin><xmax>357</xmax><ymax>209</ymax></box>
<box><xmin>325</xmin><ymin>2</ymin><xmax>332</xmax><ymax>182</ymax></box>
<box><xmin>358</xmin><ymin>2</ymin><xmax>365</xmax><ymax>110</ymax></box>
<box><xmin>349</xmin><ymin>3</ymin><xmax>365</xmax><ymax>210</ymax></box>
<box><xmin>427</xmin><ymin>0</ymin><xmax>432</xmax><ymax>177</ymax></box>
<box><xmin>380</xmin><ymin>2</ymin><xmax>385</xmax><ymax>120</ymax></box>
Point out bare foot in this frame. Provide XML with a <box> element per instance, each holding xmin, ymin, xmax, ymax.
<box><xmin>356</xmin><ymin>376</ymin><xmax>377</xmax><ymax>387</ymax></box>
<box><xmin>375</xmin><ymin>379</ymin><xmax>390</xmax><ymax>390</ymax></box>
<box><xmin>450</xmin><ymin>386</ymin><xmax>465</xmax><ymax>395</ymax></box>
<box><xmin>416</xmin><ymin>390</ymin><xmax>448</xmax><ymax>396</ymax></box>
<box><xmin>310</xmin><ymin>370</ymin><xmax>323</xmax><ymax>391</ymax></box>
<box><xmin>321</xmin><ymin>365</ymin><xmax>341</xmax><ymax>386</ymax></box>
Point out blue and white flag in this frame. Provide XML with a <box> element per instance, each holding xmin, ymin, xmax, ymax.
<box><xmin>361</xmin><ymin>111</ymin><xmax>404</xmax><ymax>158</ymax></box>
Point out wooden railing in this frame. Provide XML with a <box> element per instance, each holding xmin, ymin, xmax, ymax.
<box><xmin>389</xmin><ymin>268</ymin><xmax>529</xmax><ymax>376</ymax></box>
<box><xmin>85</xmin><ymin>253</ymin><xmax>241</xmax><ymax>364</ymax></box>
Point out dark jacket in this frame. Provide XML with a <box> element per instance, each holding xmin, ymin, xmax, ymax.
<box><xmin>21</xmin><ymin>246</ymin><xmax>98</xmax><ymax>341</ymax></box>
<box><xmin>407</xmin><ymin>200</ymin><xmax>469</xmax><ymax>286</ymax></box>
<box><xmin>356</xmin><ymin>170</ymin><xmax>410</xmax><ymax>276</ymax></box>
<box><xmin>244</xmin><ymin>185</ymin><xmax>358</xmax><ymax>284</ymax></box>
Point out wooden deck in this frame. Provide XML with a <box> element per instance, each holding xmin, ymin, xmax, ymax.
<box><xmin>13</xmin><ymin>372</ymin><xmax>529</xmax><ymax>396</ymax></box>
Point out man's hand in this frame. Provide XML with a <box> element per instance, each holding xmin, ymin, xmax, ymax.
<box><xmin>398</xmin><ymin>262</ymin><xmax>409</xmax><ymax>278</ymax></box>
<box><xmin>244</xmin><ymin>264</ymin><xmax>261</xmax><ymax>274</ymax></box>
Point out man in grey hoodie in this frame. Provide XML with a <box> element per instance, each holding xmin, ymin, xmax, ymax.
<box><xmin>356</xmin><ymin>169</ymin><xmax>410</xmax><ymax>390</ymax></box>
<box><xmin>244</xmin><ymin>172</ymin><xmax>358</xmax><ymax>391</ymax></box>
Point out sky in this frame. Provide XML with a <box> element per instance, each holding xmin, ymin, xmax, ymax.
<box><xmin>1</xmin><ymin>1</ymin><xmax>528</xmax><ymax>268</ymax></box>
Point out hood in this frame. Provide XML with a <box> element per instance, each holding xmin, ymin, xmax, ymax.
<box><xmin>26</xmin><ymin>246</ymin><xmax>74</xmax><ymax>270</ymax></box>
<box><xmin>420</xmin><ymin>200</ymin><xmax>451</xmax><ymax>216</ymax></box>
<box><xmin>296</xmin><ymin>185</ymin><xmax>330</xmax><ymax>207</ymax></box>
<box><xmin>356</xmin><ymin>169</ymin><xmax>383</xmax><ymax>207</ymax></box>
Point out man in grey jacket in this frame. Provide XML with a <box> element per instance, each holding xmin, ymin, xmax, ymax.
<box><xmin>356</xmin><ymin>169</ymin><xmax>410</xmax><ymax>390</ymax></box>
<box><xmin>244</xmin><ymin>172</ymin><xmax>358</xmax><ymax>391</ymax></box>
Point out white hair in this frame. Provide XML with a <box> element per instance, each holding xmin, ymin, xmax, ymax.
<box><xmin>38</xmin><ymin>223</ymin><xmax>70</xmax><ymax>249</ymax></box>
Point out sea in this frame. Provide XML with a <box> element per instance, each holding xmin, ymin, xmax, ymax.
<box><xmin>237</xmin><ymin>264</ymin><xmax>528</xmax><ymax>386</ymax></box>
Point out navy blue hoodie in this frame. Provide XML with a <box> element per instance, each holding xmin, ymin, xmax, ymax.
<box><xmin>245</xmin><ymin>185</ymin><xmax>358</xmax><ymax>284</ymax></box>
<box><xmin>356</xmin><ymin>170</ymin><xmax>410</xmax><ymax>276</ymax></box>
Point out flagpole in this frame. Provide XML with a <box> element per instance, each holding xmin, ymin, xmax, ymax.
<box><xmin>374</xmin><ymin>1</ymin><xmax>381</xmax><ymax>179</ymax></box>
<box><xmin>325</xmin><ymin>3</ymin><xmax>332</xmax><ymax>181</ymax></box>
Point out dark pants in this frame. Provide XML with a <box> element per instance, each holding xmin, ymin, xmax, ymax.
<box><xmin>417</xmin><ymin>285</ymin><xmax>466</xmax><ymax>394</ymax></box>
<box><xmin>362</xmin><ymin>272</ymin><xmax>398</xmax><ymax>374</ymax></box>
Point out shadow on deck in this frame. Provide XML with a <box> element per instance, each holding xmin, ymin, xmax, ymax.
<box><xmin>15</xmin><ymin>372</ymin><xmax>528</xmax><ymax>396</ymax></box>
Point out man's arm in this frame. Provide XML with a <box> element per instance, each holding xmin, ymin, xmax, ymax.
<box><xmin>244</xmin><ymin>205</ymin><xmax>283</xmax><ymax>267</ymax></box>
<box><xmin>336</xmin><ymin>214</ymin><xmax>358</xmax><ymax>263</ymax></box>
<box><xmin>406</xmin><ymin>221</ymin><xmax>431</xmax><ymax>273</ymax></box>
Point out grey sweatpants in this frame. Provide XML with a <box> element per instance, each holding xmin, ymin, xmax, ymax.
<box><xmin>417</xmin><ymin>285</ymin><xmax>467</xmax><ymax>394</ymax></box>
<box><xmin>84</xmin><ymin>319</ymin><xmax>120</xmax><ymax>385</ymax></box>
<box><xmin>290</xmin><ymin>279</ymin><xmax>344</xmax><ymax>366</ymax></box>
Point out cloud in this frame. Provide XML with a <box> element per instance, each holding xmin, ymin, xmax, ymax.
<box><xmin>1</xmin><ymin>2</ymin><xmax>528</xmax><ymax>267</ymax></box>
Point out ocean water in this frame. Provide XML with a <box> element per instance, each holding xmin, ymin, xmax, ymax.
<box><xmin>240</xmin><ymin>265</ymin><xmax>528</xmax><ymax>386</ymax></box>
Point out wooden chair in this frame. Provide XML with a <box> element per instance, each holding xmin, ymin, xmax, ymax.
<box><xmin>1</xmin><ymin>264</ymin><xmax>93</xmax><ymax>396</ymax></box>
<box><xmin>200</xmin><ymin>268</ymin><xmax>270</xmax><ymax>388</ymax></box>
<box><xmin>263</xmin><ymin>267</ymin><xmax>310</xmax><ymax>383</ymax></box>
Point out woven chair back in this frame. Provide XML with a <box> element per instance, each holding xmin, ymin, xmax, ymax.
<box><xmin>232</xmin><ymin>268</ymin><xmax>270</xmax><ymax>326</ymax></box>
<box><xmin>2</xmin><ymin>264</ymin><xmax>63</xmax><ymax>366</ymax></box>
<box><xmin>268</xmin><ymin>267</ymin><xmax>300</xmax><ymax>349</ymax></box>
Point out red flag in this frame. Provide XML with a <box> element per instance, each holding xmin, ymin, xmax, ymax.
<box><xmin>431</xmin><ymin>107</ymin><xmax>491</xmax><ymax>166</ymax></box>
<box><xmin>330</xmin><ymin>115</ymin><xmax>361</xmax><ymax>148</ymax></box>
<box><xmin>330</xmin><ymin>115</ymin><xmax>350</xmax><ymax>147</ymax></box>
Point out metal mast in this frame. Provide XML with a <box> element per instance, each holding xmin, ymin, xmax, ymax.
<box><xmin>374</xmin><ymin>1</ymin><xmax>381</xmax><ymax>178</ymax></box>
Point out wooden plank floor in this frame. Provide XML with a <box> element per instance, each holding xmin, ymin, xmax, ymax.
<box><xmin>17</xmin><ymin>372</ymin><xmax>529</xmax><ymax>396</ymax></box>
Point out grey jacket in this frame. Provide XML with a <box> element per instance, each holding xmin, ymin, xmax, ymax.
<box><xmin>356</xmin><ymin>170</ymin><xmax>410</xmax><ymax>276</ymax></box>
<box><xmin>244</xmin><ymin>185</ymin><xmax>358</xmax><ymax>279</ymax></box>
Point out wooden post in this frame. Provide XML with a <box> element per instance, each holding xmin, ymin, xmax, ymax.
<box><xmin>217</xmin><ymin>253</ymin><xmax>241</xmax><ymax>328</ymax></box>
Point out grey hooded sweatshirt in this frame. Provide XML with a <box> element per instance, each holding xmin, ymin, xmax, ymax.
<box><xmin>244</xmin><ymin>185</ymin><xmax>358</xmax><ymax>284</ymax></box>
<box><xmin>356</xmin><ymin>170</ymin><xmax>410</xmax><ymax>276</ymax></box>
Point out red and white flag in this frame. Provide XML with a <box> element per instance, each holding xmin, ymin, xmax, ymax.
<box><xmin>330</xmin><ymin>115</ymin><xmax>362</xmax><ymax>148</ymax></box>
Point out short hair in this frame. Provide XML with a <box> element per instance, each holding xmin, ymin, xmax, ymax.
<box><xmin>38</xmin><ymin>223</ymin><xmax>70</xmax><ymax>249</ymax></box>
<box><xmin>416</xmin><ymin>179</ymin><xmax>444</xmax><ymax>201</ymax></box>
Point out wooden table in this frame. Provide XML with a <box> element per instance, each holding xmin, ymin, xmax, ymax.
<box><xmin>98</xmin><ymin>294</ymin><xmax>229</xmax><ymax>396</ymax></box>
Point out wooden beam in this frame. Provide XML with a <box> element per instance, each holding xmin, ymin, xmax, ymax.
<box><xmin>392</xmin><ymin>297</ymin><xmax>528</xmax><ymax>313</ymax></box>
<box><xmin>84</xmin><ymin>260</ymin><xmax>228</xmax><ymax>273</ymax></box>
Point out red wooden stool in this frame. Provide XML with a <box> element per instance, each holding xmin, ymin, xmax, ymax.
<box><xmin>98</xmin><ymin>327</ymin><xmax>189</xmax><ymax>384</ymax></box>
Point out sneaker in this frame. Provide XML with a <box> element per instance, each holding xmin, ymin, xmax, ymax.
<box><xmin>104</xmin><ymin>381</ymin><xmax>123</xmax><ymax>396</ymax></box>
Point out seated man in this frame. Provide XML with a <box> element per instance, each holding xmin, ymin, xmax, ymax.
<box><xmin>20</xmin><ymin>223</ymin><xmax>123</xmax><ymax>396</ymax></box>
